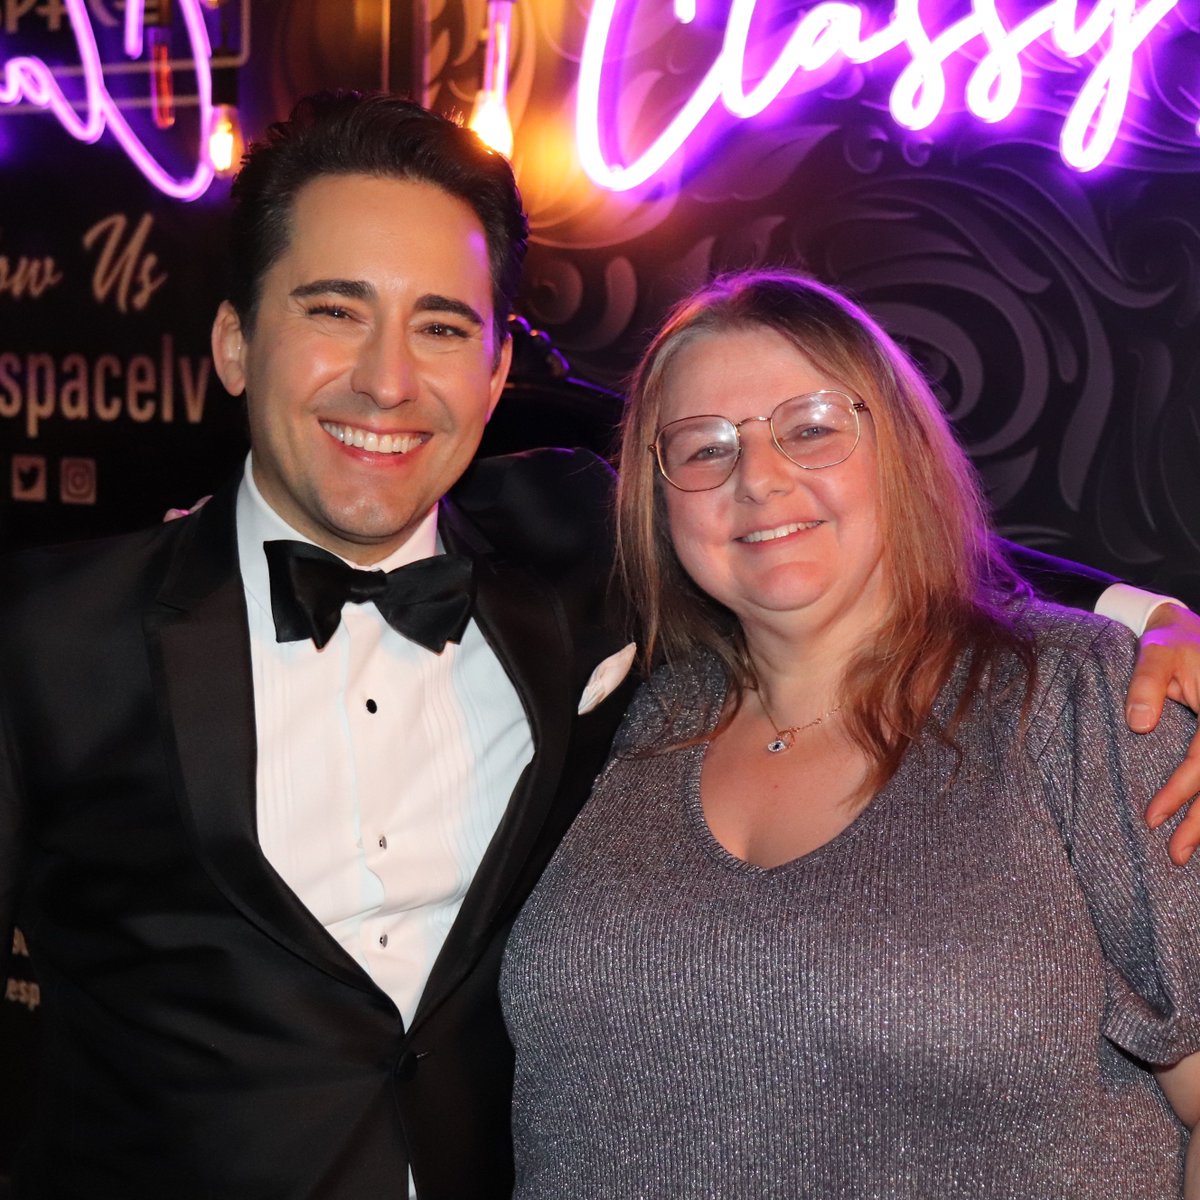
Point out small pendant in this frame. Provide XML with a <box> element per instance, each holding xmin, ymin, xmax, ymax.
<box><xmin>766</xmin><ymin>734</ymin><xmax>793</xmax><ymax>754</ymax></box>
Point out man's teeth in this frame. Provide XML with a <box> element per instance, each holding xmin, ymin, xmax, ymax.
<box><xmin>320</xmin><ymin>422</ymin><xmax>422</xmax><ymax>454</ymax></box>
<box><xmin>739</xmin><ymin>521</ymin><xmax>821</xmax><ymax>543</ymax></box>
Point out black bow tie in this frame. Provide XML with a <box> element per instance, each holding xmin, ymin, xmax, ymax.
<box><xmin>264</xmin><ymin>539</ymin><xmax>475</xmax><ymax>652</ymax></box>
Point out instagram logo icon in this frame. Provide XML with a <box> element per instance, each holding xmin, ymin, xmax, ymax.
<box><xmin>60</xmin><ymin>458</ymin><xmax>98</xmax><ymax>506</ymax></box>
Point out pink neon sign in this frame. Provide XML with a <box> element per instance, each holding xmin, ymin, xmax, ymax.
<box><xmin>0</xmin><ymin>0</ymin><xmax>215</xmax><ymax>201</ymax></box>
<box><xmin>577</xmin><ymin>0</ymin><xmax>1190</xmax><ymax>190</ymax></box>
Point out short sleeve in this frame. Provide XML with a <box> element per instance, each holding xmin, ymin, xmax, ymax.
<box><xmin>1031</xmin><ymin>614</ymin><xmax>1200</xmax><ymax>1065</ymax></box>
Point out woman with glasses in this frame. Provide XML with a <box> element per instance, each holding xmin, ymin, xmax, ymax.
<box><xmin>501</xmin><ymin>269</ymin><xmax>1200</xmax><ymax>1197</ymax></box>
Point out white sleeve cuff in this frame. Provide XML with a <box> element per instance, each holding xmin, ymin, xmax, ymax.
<box><xmin>1094</xmin><ymin>582</ymin><xmax>1186</xmax><ymax>637</ymax></box>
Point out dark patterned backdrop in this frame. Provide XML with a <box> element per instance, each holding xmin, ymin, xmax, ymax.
<box><xmin>430</xmin><ymin>0</ymin><xmax>1200</xmax><ymax>605</ymax></box>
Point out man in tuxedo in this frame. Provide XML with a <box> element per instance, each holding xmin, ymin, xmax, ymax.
<box><xmin>3</xmin><ymin>91</ymin><xmax>1200</xmax><ymax>1200</ymax></box>
<box><xmin>0</xmin><ymin>93</ymin><xmax>635</xmax><ymax>1198</ymax></box>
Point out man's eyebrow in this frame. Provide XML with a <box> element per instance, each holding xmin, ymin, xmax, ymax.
<box><xmin>290</xmin><ymin>279</ymin><xmax>376</xmax><ymax>302</ymax></box>
<box><xmin>415</xmin><ymin>294</ymin><xmax>485</xmax><ymax>328</ymax></box>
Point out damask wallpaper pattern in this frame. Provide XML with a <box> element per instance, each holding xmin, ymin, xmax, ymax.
<box><xmin>432</xmin><ymin>0</ymin><xmax>1200</xmax><ymax>603</ymax></box>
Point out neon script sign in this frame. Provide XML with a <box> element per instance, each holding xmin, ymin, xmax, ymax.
<box><xmin>0</xmin><ymin>0</ymin><xmax>215</xmax><ymax>201</ymax></box>
<box><xmin>578</xmin><ymin>0</ymin><xmax>1187</xmax><ymax>190</ymax></box>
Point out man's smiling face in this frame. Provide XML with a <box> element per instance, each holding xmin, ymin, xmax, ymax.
<box><xmin>212</xmin><ymin>172</ymin><xmax>511</xmax><ymax>564</ymax></box>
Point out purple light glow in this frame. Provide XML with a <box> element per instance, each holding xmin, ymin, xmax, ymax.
<box><xmin>577</xmin><ymin>0</ymin><xmax>1189</xmax><ymax>190</ymax></box>
<box><xmin>0</xmin><ymin>0</ymin><xmax>215</xmax><ymax>201</ymax></box>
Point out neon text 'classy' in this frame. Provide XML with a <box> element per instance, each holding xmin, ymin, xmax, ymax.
<box><xmin>577</xmin><ymin>0</ymin><xmax>1184</xmax><ymax>190</ymax></box>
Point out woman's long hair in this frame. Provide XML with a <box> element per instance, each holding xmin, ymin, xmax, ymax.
<box><xmin>616</xmin><ymin>270</ymin><xmax>1034</xmax><ymax>792</ymax></box>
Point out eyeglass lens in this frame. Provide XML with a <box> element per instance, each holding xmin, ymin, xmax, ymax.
<box><xmin>655</xmin><ymin>392</ymin><xmax>861</xmax><ymax>491</ymax></box>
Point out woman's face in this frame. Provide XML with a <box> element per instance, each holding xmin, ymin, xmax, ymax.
<box><xmin>658</xmin><ymin>326</ymin><xmax>887</xmax><ymax>643</ymax></box>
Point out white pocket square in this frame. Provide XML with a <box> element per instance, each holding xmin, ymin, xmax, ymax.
<box><xmin>577</xmin><ymin>642</ymin><xmax>637</xmax><ymax>715</ymax></box>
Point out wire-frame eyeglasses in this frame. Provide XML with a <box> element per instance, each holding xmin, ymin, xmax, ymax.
<box><xmin>649</xmin><ymin>390</ymin><xmax>870</xmax><ymax>492</ymax></box>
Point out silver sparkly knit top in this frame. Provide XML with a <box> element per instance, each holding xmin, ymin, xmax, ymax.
<box><xmin>501</xmin><ymin>603</ymin><xmax>1200</xmax><ymax>1198</ymax></box>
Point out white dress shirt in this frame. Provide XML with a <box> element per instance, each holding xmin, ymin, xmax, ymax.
<box><xmin>1095</xmin><ymin>582</ymin><xmax>1184</xmax><ymax>635</ymax></box>
<box><xmin>235</xmin><ymin>457</ymin><xmax>533</xmax><ymax>1029</ymax></box>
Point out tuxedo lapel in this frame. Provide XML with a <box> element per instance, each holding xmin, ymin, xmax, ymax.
<box><xmin>412</xmin><ymin>498</ymin><xmax>576</xmax><ymax>1024</ymax></box>
<box><xmin>145</xmin><ymin>485</ymin><xmax>374</xmax><ymax>994</ymax></box>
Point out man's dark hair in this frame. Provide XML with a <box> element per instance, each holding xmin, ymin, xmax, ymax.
<box><xmin>227</xmin><ymin>90</ymin><xmax>529</xmax><ymax>344</ymax></box>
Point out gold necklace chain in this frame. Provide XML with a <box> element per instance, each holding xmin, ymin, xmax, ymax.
<box><xmin>756</xmin><ymin>691</ymin><xmax>844</xmax><ymax>755</ymax></box>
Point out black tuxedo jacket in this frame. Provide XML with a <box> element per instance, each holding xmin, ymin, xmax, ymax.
<box><xmin>0</xmin><ymin>449</ymin><xmax>635</xmax><ymax>1199</ymax></box>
